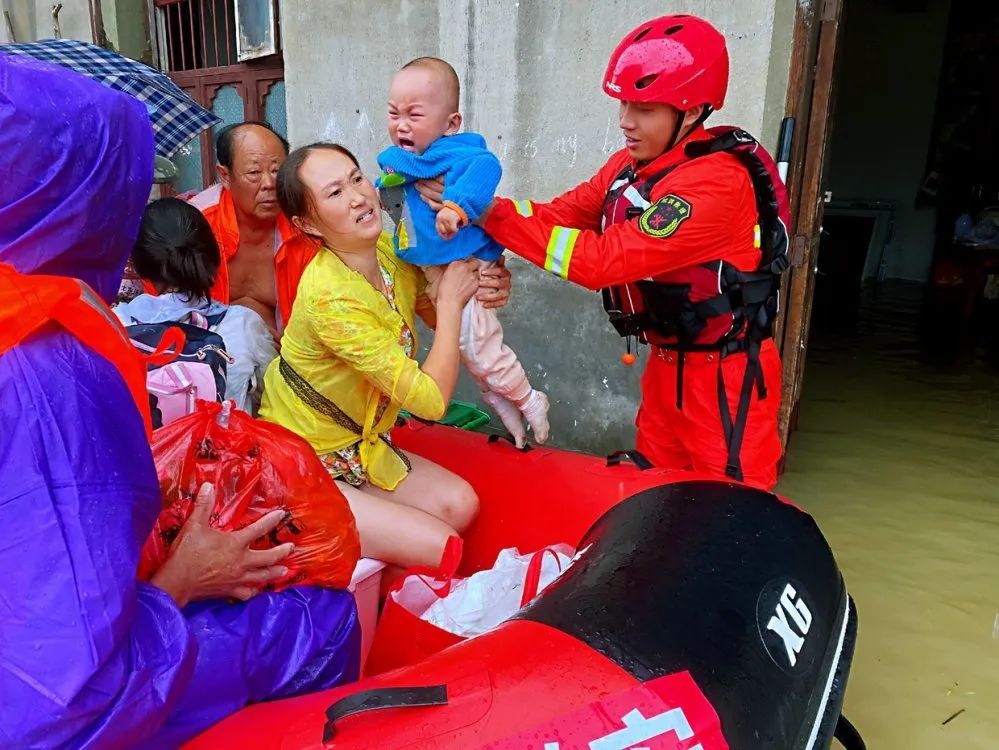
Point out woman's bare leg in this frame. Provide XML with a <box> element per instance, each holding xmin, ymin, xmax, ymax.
<box><xmin>338</xmin><ymin>482</ymin><xmax>458</xmax><ymax>569</ymax></box>
<box><xmin>363</xmin><ymin>452</ymin><xmax>479</xmax><ymax>533</ymax></box>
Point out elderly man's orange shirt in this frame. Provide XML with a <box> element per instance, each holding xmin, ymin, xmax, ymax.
<box><xmin>188</xmin><ymin>184</ymin><xmax>319</xmax><ymax>326</ymax></box>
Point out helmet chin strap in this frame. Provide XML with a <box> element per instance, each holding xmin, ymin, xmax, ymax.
<box><xmin>665</xmin><ymin>105</ymin><xmax>714</xmax><ymax>153</ymax></box>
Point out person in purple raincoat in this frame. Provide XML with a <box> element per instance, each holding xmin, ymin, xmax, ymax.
<box><xmin>0</xmin><ymin>54</ymin><xmax>360</xmax><ymax>748</ymax></box>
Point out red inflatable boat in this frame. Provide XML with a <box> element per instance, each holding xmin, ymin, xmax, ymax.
<box><xmin>186</xmin><ymin>420</ymin><xmax>863</xmax><ymax>749</ymax></box>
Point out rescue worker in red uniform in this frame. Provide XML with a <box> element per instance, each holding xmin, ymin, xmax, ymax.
<box><xmin>427</xmin><ymin>15</ymin><xmax>789</xmax><ymax>489</ymax></box>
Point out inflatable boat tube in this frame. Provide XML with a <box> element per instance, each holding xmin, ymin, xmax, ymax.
<box><xmin>186</xmin><ymin>423</ymin><xmax>859</xmax><ymax>749</ymax></box>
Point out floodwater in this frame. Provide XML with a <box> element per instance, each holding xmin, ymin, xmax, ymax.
<box><xmin>778</xmin><ymin>282</ymin><xmax>999</xmax><ymax>749</ymax></box>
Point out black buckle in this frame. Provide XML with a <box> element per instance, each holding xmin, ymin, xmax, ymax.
<box><xmin>606</xmin><ymin>309</ymin><xmax>645</xmax><ymax>339</ymax></box>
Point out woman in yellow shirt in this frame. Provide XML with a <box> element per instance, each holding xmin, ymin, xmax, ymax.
<box><xmin>260</xmin><ymin>143</ymin><xmax>484</xmax><ymax>569</ymax></box>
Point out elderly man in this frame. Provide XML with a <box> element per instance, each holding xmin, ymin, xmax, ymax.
<box><xmin>190</xmin><ymin>121</ymin><xmax>513</xmax><ymax>335</ymax></box>
<box><xmin>188</xmin><ymin>121</ymin><xmax>310</xmax><ymax>334</ymax></box>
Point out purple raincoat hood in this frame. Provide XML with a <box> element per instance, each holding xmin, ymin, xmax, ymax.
<box><xmin>0</xmin><ymin>56</ymin><xmax>361</xmax><ymax>750</ymax></box>
<box><xmin>0</xmin><ymin>53</ymin><xmax>154</xmax><ymax>302</ymax></box>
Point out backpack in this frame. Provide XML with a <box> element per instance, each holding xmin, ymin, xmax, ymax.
<box><xmin>126</xmin><ymin>310</ymin><xmax>232</xmax><ymax>429</ymax></box>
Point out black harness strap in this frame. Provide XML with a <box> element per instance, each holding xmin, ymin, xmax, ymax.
<box><xmin>676</xmin><ymin>351</ymin><xmax>685</xmax><ymax>410</ymax></box>
<box><xmin>322</xmin><ymin>685</ymin><xmax>448</xmax><ymax>743</ymax></box>
<box><xmin>716</xmin><ymin>337</ymin><xmax>764</xmax><ymax>481</ymax></box>
<box><xmin>686</xmin><ymin>129</ymin><xmax>790</xmax><ymax>275</ymax></box>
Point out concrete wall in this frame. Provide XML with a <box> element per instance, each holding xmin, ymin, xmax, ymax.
<box><xmin>282</xmin><ymin>0</ymin><xmax>793</xmax><ymax>453</ymax></box>
<box><xmin>0</xmin><ymin>0</ymin><xmax>144</xmax><ymax>60</ymax></box>
<box><xmin>824</xmin><ymin>0</ymin><xmax>951</xmax><ymax>282</ymax></box>
<box><xmin>1</xmin><ymin>0</ymin><xmax>92</xmax><ymax>43</ymax></box>
<box><xmin>100</xmin><ymin>0</ymin><xmax>150</xmax><ymax>61</ymax></box>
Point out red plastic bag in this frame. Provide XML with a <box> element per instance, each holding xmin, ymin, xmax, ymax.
<box><xmin>138</xmin><ymin>400</ymin><xmax>360</xmax><ymax>591</ymax></box>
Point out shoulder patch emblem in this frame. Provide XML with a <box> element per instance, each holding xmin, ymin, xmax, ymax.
<box><xmin>638</xmin><ymin>194</ymin><xmax>692</xmax><ymax>238</ymax></box>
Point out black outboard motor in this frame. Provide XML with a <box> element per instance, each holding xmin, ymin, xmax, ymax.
<box><xmin>521</xmin><ymin>480</ymin><xmax>862</xmax><ymax>749</ymax></box>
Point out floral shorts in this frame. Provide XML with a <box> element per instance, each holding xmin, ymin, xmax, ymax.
<box><xmin>320</xmin><ymin>445</ymin><xmax>366</xmax><ymax>487</ymax></box>
<box><xmin>319</xmin><ymin>431</ymin><xmax>400</xmax><ymax>488</ymax></box>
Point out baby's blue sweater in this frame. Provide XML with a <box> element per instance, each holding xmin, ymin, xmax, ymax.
<box><xmin>376</xmin><ymin>132</ymin><xmax>503</xmax><ymax>265</ymax></box>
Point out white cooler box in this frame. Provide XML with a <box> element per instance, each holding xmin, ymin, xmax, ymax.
<box><xmin>347</xmin><ymin>558</ymin><xmax>386</xmax><ymax>667</ymax></box>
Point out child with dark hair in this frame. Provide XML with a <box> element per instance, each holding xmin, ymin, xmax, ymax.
<box><xmin>114</xmin><ymin>198</ymin><xmax>278</xmax><ymax>414</ymax></box>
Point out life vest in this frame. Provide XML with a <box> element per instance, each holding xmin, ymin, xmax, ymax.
<box><xmin>0</xmin><ymin>263</ymin><xmax>153</xmax><ymax>436</ymax></box>
<box><xmin>187</xmin><ymin>184</ymin><xmax>320</xmax><ymax>328</ymax></box>
<box><xmin>599</xmin><ymin>127</ymin><xmax>791</xmax><ymax>482</ymax></box>
<box><xmin>600</xmin><ymin>126</ymin><xmax>790</xmax><ymax>353</ymax></box>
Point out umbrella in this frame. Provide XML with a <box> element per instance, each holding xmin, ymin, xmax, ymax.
<box><xmin>0</xmin><ymin>38</ymin><xmax>220</xmax><ymax>158</ymax></box>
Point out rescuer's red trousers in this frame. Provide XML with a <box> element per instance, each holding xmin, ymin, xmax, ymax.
<box><xmin>636</xmin><ymin>339</ymin><xmax>783</xmax><ymax>491</ymax></box>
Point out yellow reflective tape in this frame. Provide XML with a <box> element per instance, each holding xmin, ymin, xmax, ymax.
<box><xmin>544</xmin><ymin>226</ymin><xmax>580</xmax><ymax>279</ymax></box>
<box><xmin>754</xmin><ymin>223</ymin><xmax>762</xmax><ymax>249</ymax></box>
<box><xmin>543</xmin><ymin>230</ymin><xmax>560</xmax><ymax>273</ymax></box>
<box><xmin>559</xmin><ymin>230</ymin><xmax>579</xmax><ymax>279</ymax></box>
<box><xmin>513</xmin><ymin>199</ymin><xmax>534</xmax><ymax>217</ymax></box>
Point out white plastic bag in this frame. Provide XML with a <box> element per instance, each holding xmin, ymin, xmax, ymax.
<box><xmin>213</xmin><ymin>306</ymin><xmax>278</xmax><ymax>415</ymax></box>
<box><xmin>421</xmin><ymin>544</ymin><xmax>575</xmax><ymax>637</ymax></box>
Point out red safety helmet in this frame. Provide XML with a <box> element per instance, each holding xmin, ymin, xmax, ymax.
<box><xmin>602</xmin><ymin>15</ymin><xmax>729</xmax><ymax>112</ymax></box>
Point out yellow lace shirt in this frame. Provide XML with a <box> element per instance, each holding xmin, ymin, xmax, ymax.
<box><xmin>260</xmin><ymin>233</ymin><xmax>443</xmax><ymax>490</ymax></box>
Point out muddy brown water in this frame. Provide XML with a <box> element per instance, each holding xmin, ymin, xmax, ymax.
<box><xmin>779</xmin><ymin>283</ymin><xmax>999</xmax><ymax>749</ymax></box>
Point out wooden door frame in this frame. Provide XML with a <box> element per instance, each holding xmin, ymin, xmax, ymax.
<box><xmin>777</xmin><ymin>0</ymin><xmax>846</xmax><ymax>450</ymax></box>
